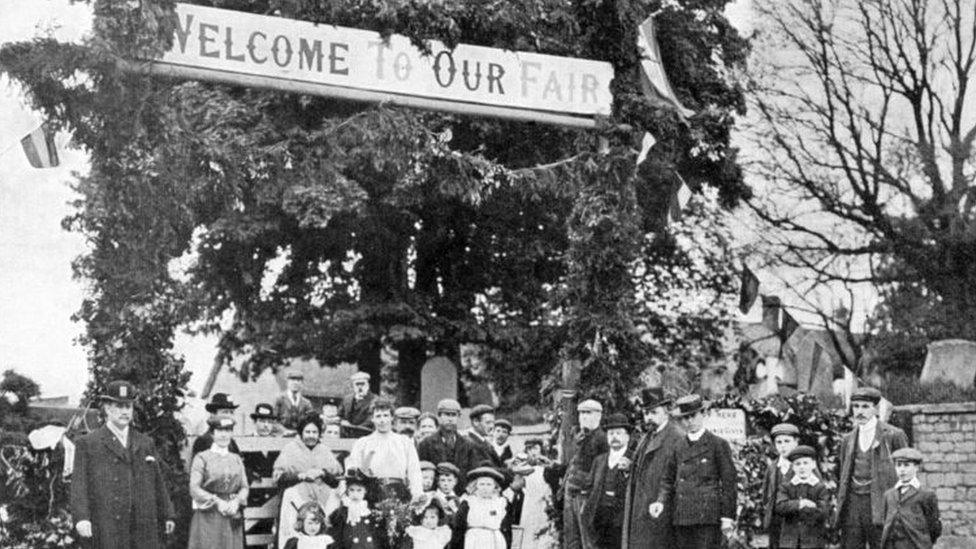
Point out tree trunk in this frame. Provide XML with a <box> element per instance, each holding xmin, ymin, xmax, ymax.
<box><xmin>396</xmin><ymin>339</ymin><xmax>427</xmax><ymax>405</ymax></box>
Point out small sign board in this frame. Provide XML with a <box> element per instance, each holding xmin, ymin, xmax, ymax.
<box><xmin>136</xmin><ymin>3</ymin><xmax>614</xmax><ymax>127</ymax></box>
<box><xmin>703</xmin><ymin>408</ymin><xmax>747</xmax><ymax>443</ymax></box>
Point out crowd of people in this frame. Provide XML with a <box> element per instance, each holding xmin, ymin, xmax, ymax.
<box><xmin>67</xmin><ymin>375</ymin><xmax>943</xmax><ymax>549</ymax></box>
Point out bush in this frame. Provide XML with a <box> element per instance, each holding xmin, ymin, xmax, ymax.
<box><xmin>0</xmin><ymin>442</ymin><xmax>75</xmax><ymax>548</ymax></box>
<box><xmin>883</xmin><ymin>374</ymin><xmax>976</xmax><ymax>405</ymax></box>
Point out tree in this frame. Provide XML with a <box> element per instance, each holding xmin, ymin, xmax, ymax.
<box><xmin>0</xmin><ymin>0</ymin><xmax>750</xmax><ymax>420</ymax></box>
<box><xmin>745</xmin><ymin>0</ymin><xmax>976</xmax><ymax>376</ymax></box>
<box><xmin>0</xmin><ymin>369</ymin><xmax>42</xmax><ymax>434</ymax></box>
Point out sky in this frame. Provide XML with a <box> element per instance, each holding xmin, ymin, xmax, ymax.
<box><xmin>0</xmin><ymin>0</ymin><xmax>768</xmax><ymax>403</ymax></box>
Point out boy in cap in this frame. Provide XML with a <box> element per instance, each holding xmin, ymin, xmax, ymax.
<box><xmin>584</xmin><ymin>413</ymin><xmax>634</xmax><ymax>549</ymax></box>
<box><xmin>879</xmin><ymin>448</ymin><xmax>941</xmax><ymax>549</ymax></box>
<box><xmin>835</xmin><ymin>387</ymin><xmax>908</xmax><ymax>549</ymax></box>
<box><xmin>763</xmin><ymin>423</ymin><xmax>801</xmax><ymax>549</ymax></box>
<box><xmin>338</xmin><ymin>372</ymin><xmax>378</xmax><ymax>438</ymax></box>
<box><xmin>275</xmin><ymin>370</ymin><xmax>315</xmax><ymax>431</ymax></box>
<box><xmin>191</xmin><ymin>392</ymin><xmax>241</xmax><ymax>458</ymax></box>
<box><xmin>491</xmin><ymin>418</ymin><xmax>514</xmax><ymax>464</ymax></box>
<box><xmin>774</xmin><ymin>445</ymin><xmax>831</xmax><ymax>549</ymax></box>
<box><xmin>320</xmin><ymin>395</ymin><xmax>342</xmax><ymax>422</ymax></box>
<box><xmin>420</xmin><ymin>461</ymin><xmax>438</xmax><ymax>492</ymax></box>
<box><xmin>70</xmin><ymin>381</ymin><xmax>175</xmax><ymax>549</ymax></box>
<box><xmin>563</xmin><ymin>398</ymin><xmax>608</xmax><ymax>549</ymax></box>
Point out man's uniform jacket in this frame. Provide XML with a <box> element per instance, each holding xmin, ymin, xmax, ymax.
<box><xmin>70</xmin><ymin>426</ymin><xmax>175</xmax><ymax>549</ymax></box>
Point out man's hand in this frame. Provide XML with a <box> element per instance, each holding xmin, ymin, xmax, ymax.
<box><xmin>648</xmin><ymin>502</ymin><xmax>664</xmax><ymax>518</ymax></box>
<box><xmin>76</xmin><ymin>520</ymin><xmax>93</xmax><ymax>538</ymax></box>
<box><xmin>165</xmin><ymin>520</ymin><xmax>176</xmax><ymax>535</ymax></box>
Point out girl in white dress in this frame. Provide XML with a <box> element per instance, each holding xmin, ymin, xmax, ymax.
<box><xmin>450</xmin><ymin>467</ymin><xmax>511</xmax><ymax>549</ymax></box>
<box><xmin>404</xmin><ymin>495</ymin><xmax>452</xmax><ymax>549</ymax></box>
<box><xmin>283</xmin><ymin>502</ymin><xmax>334</xmax><ymax>549</ymax></box>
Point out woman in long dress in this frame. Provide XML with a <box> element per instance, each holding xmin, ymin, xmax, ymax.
<box><xmin>188</xmin><ymin>417</ymin><xmax>249</xmax><ymax>549</ymax></box>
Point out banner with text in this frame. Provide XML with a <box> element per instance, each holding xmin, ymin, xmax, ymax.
<box><xmin>154</xmin><ymin>4</ymin><xmax>614</xmax><ymax>124</ymax></box>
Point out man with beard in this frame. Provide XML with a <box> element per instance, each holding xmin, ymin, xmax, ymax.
<box><xmin>584</xmin><ymin>413</ymin><xmax>634</xmax><ymax>549</ymax></box>
<box><xmin>562</xmin><ymin>399</ymin><xmax>608</xmax><ymax>549</ymax></box>
<box><xmin>622</xmin><ymin>388</ymin><xmax>683</xmax><ymax>549</ymax></box>
<box><xmin>417</xmin><ymin>399</ymin><xmax>477</xmax><ymax>485</ymax></box>
<box><xmin>835</xmin><ymin>387</ymin><xmax>908</xmax><ymax>549</ymax></box>
<box><xmin>70</xmin><ymin>380</ymin><xmax>175</xmax><ymax>549</ymax></box>
<box><xmin>347</xmin><ymin>398</ymin><xmax>424</xmax><ymax>502</ymax></box>
<box><xmin>338</xmin><ymin>372</ymin><xmax>378</xmax><ymax>438</ymax></box>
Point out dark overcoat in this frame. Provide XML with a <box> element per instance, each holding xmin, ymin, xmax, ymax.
<box><xmin>338</xmin><ymin>392</ymin><xmax>377</xmax><ymax>436</ymax></box>
<box><xmin>834</xmin><ymin>421</ymin><xmax>908</xmax><ymax>526</ymax></box>
<box><xmin>662</xmin><ymin>430</ymin><xmax>736</xmax><ymax>527</ymax></box>
<box><xmin>583</xmin><ymin>449</ymin><xmax>633</xmax><ymax>546</ymax></box>
<box><xmin>774</xmin><ymin>479</ymin><xmax>832</xmax><ymax>548</ymax></box>
<box><xmin>417</xmin><ymin>431</ymin><xmax>478</xmax><ymax>484</ymax></box>
<box><xmin>879</xmin><ymin>485</ymin><xmax>941</xmax><ymax>549</ymax></box>
<box><xmin>274</xmin><ymin>392</ymin><xmax>315</xmax><ymax>430</ymax></box>
<box><xmin>70</xmin><ymin>426</ymin><xmax>175</xmax><ymax>549</ymax></box>
<box><xmin>621</xmin><ymin>420</ymin><xmax>684</xmax><ymax>548</ymax></box>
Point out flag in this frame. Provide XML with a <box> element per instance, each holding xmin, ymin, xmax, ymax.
<box><xmin>806</xmin><ymin>341</ymin><xmax>824</xmax><ymax>392</ymax></box>
<box><xmin>738</xmin><ymin>266</ymin><xmax>760</xmax><ymax>313</ymax></box>
<box><xmin>666</xmin><ymin>174</ymin><xmax>692</xmax><ymax>224</ymax></box>
<box><xmin>636</xmin><ymin>131</ymin><xmax>656</xmax><ymax>165</ymax></box>
<box><xmin>780</xmin><ymin>309</ymin><xmax>799</xmax><ymax>343</ymax></box>
<box><xmin>637</xmin><ymin>16</ymin><xmax>695</xmax><ymax>118</ymax></box>
<box><xmin>20</xmin><ymin>124</ymin><xmax>60</xmax><ymax>168</ymax></box>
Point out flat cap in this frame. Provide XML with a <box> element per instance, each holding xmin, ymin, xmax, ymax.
<box><xmin>436</xmin><ymin>462</ymin><xmax>460</xmax><ymax>477</ymax></box>
<box><xmin>286</xmin><ymin>370</ymin><xmax>304</xmax><ymax>380</ymax></box>
<box><xmin>419</xmin><ymin>461</ymin><xmax>437</xmax><ymax>472</ymax></box>
<box><xmin>770</xmin><ymin>423</ymin><xmax>801</xmax><ymax>439</ymax></box>
<box><xmin>436</xmin><ymin>399</ymin><xmax>462</xmax><ymax>413</ymax></box>
<box><xmin>576</xmin><ymin>399</ymin><xmax>603</xmax><ymax>413</ymax></box>
<box><xmin>891</xmin><ymin>447</ymin><xmax>924</xmax><ymax>463</ymax></box>
<box><xmin>851</xmin><ymin>386</ymin><xmax>882</xmax><ymax>404</ymax></box>
<box><xmin>101</xmin><ymin>380</ymin><xmax>137</xmax><ymax>403</ymax></box>
<box><xmin>494</xmin><ymin>419</ymin><xmax>513</xmax><ymax>431</ymax></box>
<box><xmin>394</xmin><ymin>406</ymin><xmax>421</xmax><ymax>420</ymax></box>
<box><xmin>321</xmin><ymin>396</ymin><xmax>342</xmax><ymax>407</ymax></box>
<box><xmin>350</xmin><ymin>372</ymin><xmax>371</xmax><ymax>382</ymax></box>
<box><xmin>469</xmin><ymin>404</ymin><xmax>495</xmax><ymax>420</ymax></box>
<box><xmin>787</xmin><ymin>445</ymin><xmax>816</xmax><ymax>461</ymax></box>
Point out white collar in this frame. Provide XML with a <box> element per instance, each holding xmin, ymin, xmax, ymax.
<box><xmin>790</xmin><ymin>474</ymin><xmax>820</xmax><ymax>486</ymax></box>
<box><xmin>105</xmin><ymin>422</ymin><xmax>129</xmax><ymax>446</ymax></box>
<box><xmin>607</xmin><ymin>447</ymin><xmax>627</xmax><ymax>468</ymax></box>
<box><xmin>468</xmin><ymin>429</ymin><xmax>486</xmax><ymax>442</ymax></box>
<box><xmin>896</xmin><ymin>477</ymin><xmax>920</xmax><ymax>491</ymax></box>
<box><xmin>655</xmin><ymin>420</ymin><xmax>668</xmax><ymax>433</ymax></box>
<box><xmin>777</xmin><ymin>457</ymin><xmax>792</xmax><ymax>475</ymax></box>
<box><xmin>858</xmin><ymin>417</ymin><xmax>878</xmax><ymax>435</ymax></box>
<box><xmin>687</xmin><ymin>428</ymin><xmax>706</xmax><ymax>442</ymax></box>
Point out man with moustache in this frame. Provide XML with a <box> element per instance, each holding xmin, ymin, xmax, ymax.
<box><xmin>653</xmin><ymin>394</ymin><xmax>736</xmax><ymax>549</ymax></box>
<box><xmin>584</xmin><ymin>413</ymin><xmax>635</xmax><ymax>549</ymax></box>
<box><xmin>622</xmin><ymin>388</ymin><xmax>683</xmax><ymax>549</ymax></box>
<box><xmin>563</xmin><ymin>399</ymin><xmax>608</xmax><ymax>549</ymax></box>
<box><xmin>417</xmin><ymin>399</ymin><xmax>478</xmax><ymax>484</ymax></box>
<box><xmin>338</xmin><ymin>372</ymin><xmax>378</xmax><ymax>438</ymax></box>
<box><xmin>835</xmin><ymin>387</ymin><xmax>908</xmax><ymax>549</ymax></box>
<box><xmin>70</xmin><ymin>380</ymin><xmax>175</xmax><ymax>549</ymax></box>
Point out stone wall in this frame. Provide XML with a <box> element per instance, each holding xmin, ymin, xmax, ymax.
<box><xmin>895</xmin><ymin>401</ymin><xmax>976</xmax><ymax>549</ymax></box>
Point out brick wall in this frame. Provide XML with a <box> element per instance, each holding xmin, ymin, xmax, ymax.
<box><xmin>895</xmin><ymin>401</ymin><xmax>976</xmax><ymax>549</ymax></box>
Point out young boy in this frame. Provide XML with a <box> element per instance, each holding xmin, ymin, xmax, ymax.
<box><xmin>774</xmin><ymin>445</ymin><xmax>831</xmax><ymax>549</ymax></box>
<box><xmin>880</xmin><ymin>448</ymin><xmax>941</xmax><ymax>549</ymax></box>
<box><xmin>763</xmin><ymin>423</ymin><xmax>800</xmax><ymax>549</ymax></box>
<box><xmin>420</xmin><ymin>461</ymin><xmax>437</xmax><ymax>493</ymax></box>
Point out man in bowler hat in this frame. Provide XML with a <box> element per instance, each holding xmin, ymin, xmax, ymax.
<box><xmin>70</xmin><ymin>380</ymin><xmax>175</xmax><ymax>549</ymax></box>
<box><xmin>654</xmin><ymin>394</ymin><xmax>736</xmax><ymax>549</ymax></box>
<box><xmin>622</xmin><ymin>387</ymin><xmax>684</xmax><ymax>549</ymax></box>
<box><xmin>584</xmin><ymin>413</ymin><xmax>634</xmax><ymax>549</ymax></box>
<box><xmin>835</xmin><ymin>387</ymin><xmax>908</xmax><ymax>549</ymax></box>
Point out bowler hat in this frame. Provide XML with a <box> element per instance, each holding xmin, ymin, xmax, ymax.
<box><xmin>851</xmin><ymin>386</ymin><xmax>882</xmax><ymax>404</ymax></box>
<box><xmin>673</xmin><ymin>394</ymin><xmax>708</xmax><ymax>417</ymax></box>
<box><xmin>891</xmin><ymin>447</ymin><xmax>924</xmax><ymax>463</ymax></box>
<box><xmin>205</xmin><ymin>393</ymin><xmax>239</xmax><ymax>413</ymax></box>
<box><xmin>469</xmin><ymin>404</ymin><xmax>495</xmax><ymax>420</ymax></box>
<box><xmin>639</xmin><ymin>387</ymin><xmax>671</xmax><ymax>410</ymax></box>
<box><xmin>250</xmin><ymin>402</ymin><xmax>277</xmax><ymax>420</ymax></box>
<box><xmin>101</xmin><ymin>380</ymin><xmax>137</xmax><ymax>403</ymax></box>
<box><xmin>787</xmin><ymin>445</ymin><xmax>816</xmax><ymax>461</ymax></box>
<box><xmin>603</xmin><ymin>413</ymin><xmax>632</xmax><ymax>432</ymax></box>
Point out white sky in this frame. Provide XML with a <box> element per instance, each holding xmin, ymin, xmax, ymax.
<box><xmin>0</xmin><ymin>0</ymin><xmax>782</xmax><ymax>402</ymax></box>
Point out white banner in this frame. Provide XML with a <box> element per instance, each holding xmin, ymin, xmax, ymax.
<box><xmin>156</xmin><ymin>4</ymin><xmax>613</xmax><ymax>122</ymax></box>
<box><xmin>704</xmin><ymin>408</ymin><xmax>747</xmax><ymax>443</ymax></box>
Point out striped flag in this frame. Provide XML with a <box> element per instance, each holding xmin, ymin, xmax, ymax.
<box><xmin>20</xmin><ymin>124</ymin><xmax>60</xmax><ymax>168</ymax></box>
<box><xmin>637</xmin><ymin>16</ymin><xmax>695</xmax><ymax>119</ymax></box>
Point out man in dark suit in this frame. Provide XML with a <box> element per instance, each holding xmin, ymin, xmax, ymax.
<box><xmin>655</xmin><ymin>394</ymin><xmax>736</xmax><ymax>549</ymax></box>
<box><xmin>880</xmin><ymin>448</ymin><xmax>941</xmax><ymax>549</ymax></box>
<box><xmin>417</xmin><ymin>398</ymin><xmax>478</xmax><ymax>484</ymax></box>
<box><xmin>763</xmin><ymin>423</ymin><xmax>801</xmax><ymax>549</ymax></box>
<box><xmin>465</xmin><ymin>404</ymin><xmax>503</xmax><ymax>467</ymax></box>
<box><xmin>274</xmin><ymin>370</ymin><xmax>315</xmax><ymax>431</ymax></box>
<box><xmin>70</xmin><ymin>380</ymin><xmax>175</xmax><ymax>549</ymax></box>
<box><xmin>338</xmin><ymin>371</ymin><xmax>378</xmax><ymax>438</ymax></box>
<box><xmin>622</xmin><ymin>387</ymin><xmax>683</xmax><ymax>549</ymax></box>
<box><xmin>563</xmin><ymin>399</ymin><xmax>608</xmax><ymax>549</ymax></box>
<box><xmin>584</xmin><ymin>413</ymin><xmax>634</xmax><ymax>549</ymax></box>
<box><xmin>190</xmin><ymin>392</ymin><xmax>241</xmax><ymax>458</ymax></box>
<box><xmin>835</xmin><ymin>387</ymin><xmax>908</xmax><ymax>549</ymax></box>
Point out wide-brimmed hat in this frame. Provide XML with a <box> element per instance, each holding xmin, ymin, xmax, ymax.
<box><xmin>639</xmin><ymin>387</ymin><xmax>672</xmax><ymax>410</ymax></box>
<box><xmin>205</xmin><ymin>393</ymin><xmax>239</xmax><ymax>413</ymax></box>
<box><xmin>250</xmin><ymin>402</ymin><xmax>277</xmax><ymax>420</ymax></box>
<box><xmin>466</xmin><ymin>466</ymin><xmax>504</xmax><ymax>484</ymax></box>
<box><xmin>101</xmin><ymin>380</ymin><xmax>137</xmax><ymax>403</ymax></box>
<box><xmin>672</xmin><ymin>394</ymin><xmax>708</xmax><ymax>417</ymax></box>
<box><xmin>603</xmin><ymin>413</ymin><xmax>632</xmax><ymax>432</ymax></box>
